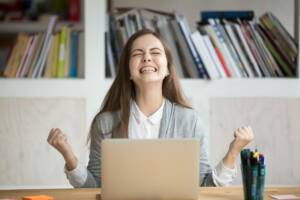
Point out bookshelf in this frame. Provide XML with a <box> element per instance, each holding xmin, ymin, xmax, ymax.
<box><xmin>0</xmin><ymin>0</ymin><xmax>105</xmax><ymax>127</ymax></box>
<box><xmin>0</xmin><ymin>0</ymin><xmax>85</xmax><ymax>79</ymax></box>
<box><xmin>105</xmin><ymin>0</ymin><xmax>300</xmax><ymax>86</ymax></box>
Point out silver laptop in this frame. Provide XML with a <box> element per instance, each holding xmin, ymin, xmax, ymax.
<box><xmin>101</xmin><ymin>139</ymin><xmax>200</xmax><ymax>200</ymax></box>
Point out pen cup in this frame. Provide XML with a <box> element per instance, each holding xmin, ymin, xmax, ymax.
<box><xmin>240</xmin><ymin>149</ymin><xmax>265</xmax><ymax>200</ymax></box>
<box><xmin>241</xmin><ymin>164</ymin><xmax>266</xmax><ymax>200</ymax></box>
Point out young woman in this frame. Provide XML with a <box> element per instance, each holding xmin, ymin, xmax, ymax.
<box><xmin>48</xmin><ymin>29</ymin><xmax>254</xmax><ymax>187</ymax></box>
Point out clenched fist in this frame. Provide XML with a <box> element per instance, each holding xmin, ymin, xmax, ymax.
<box><xmin>47</xmin><ymin>128</ymin><xmax>77</xmax><ymax>170</ymax></box>
<box><xmin>230</xmin><ymin>126</ymin><xmax>254</xmax><ymax>155</ymax></box>
<box><xmin>223</xmin><ymin>126</ymin><xmax>255</xmax><ymax>169</ymax></box>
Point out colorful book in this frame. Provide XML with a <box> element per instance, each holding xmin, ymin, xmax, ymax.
<box><xmin>69</xmin><ymin>31</ymin><xmax>78</xmax><ymax>78</ymax></box>
<box><xmin>57</xmin><ymin>26</ymin><xmax>67</xmax><ymax>78</ymax></box>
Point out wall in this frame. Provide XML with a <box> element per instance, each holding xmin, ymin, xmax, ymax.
<box><xmin>0</xmin><ymin>98</ymin><xmax>86</xmax><ymax>188</ymax></box>
<box><xmin>210</xmin><ymin>97</ymin><xmax>300</xmax><ymax>185</ymax></box>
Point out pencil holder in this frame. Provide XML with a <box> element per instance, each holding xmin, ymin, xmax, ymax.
<box><xmin>240</xmin><ymin>149</ymin><xmax>265</xmax><ymax>200</ymax></box>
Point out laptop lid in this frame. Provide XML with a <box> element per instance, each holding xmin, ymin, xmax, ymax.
<box><xmin>101</xmin><ymin>139</ymin><xmax>199</xmax><ymax>200</ymax></box>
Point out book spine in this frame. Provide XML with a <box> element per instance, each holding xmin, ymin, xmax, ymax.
<box><xmin>216</xmin><ymin>19</ymin><xmax>247</xmax><ymax>77</ymax></box>
<box><xmin>234</xmin><ymin>23</ymin><xmax>263</xmax><ymax>77</ymax></box>
<box><xmin>57</xmin><ymin>26</ymin><xmax>67</xmax><ymax>78</ymax></box>
<box><xmin>202</xmin><ymin>35</ymin><xmax>227</xmax><ymax>78</ymax></box>
<box><xmin>16</xmin><ymin>35</ymin><xmax>33</xmax><ymax>78</ymax></box>
<box><xmin>224</xmin><ymin>22</ymin><xmax>254</xmax><ymax>77</ymax></box>
<box><xmin>177</xmin><ymin>14</ymin><xmax>209</xmax><ymax>78</ymax></box>
<box><xmin>69</xmin><ymin>31</ymin><xmax>78</xmax><ymax>78</ymax></box>
<box><xmin>191</xmin><ymin>32</ymin><xmax>220</xmax><ymax>79</ymax></box>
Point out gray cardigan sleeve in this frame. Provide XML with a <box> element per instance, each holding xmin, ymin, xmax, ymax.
<box><xmin>81</xmin><ymin>116</ymin><xmax>103</xmax><ymax>188</ymax></box>
<box><xmin>194</xmin><ymin>116</ymin><xmax>216</xmax><ymax>187</ymax></box>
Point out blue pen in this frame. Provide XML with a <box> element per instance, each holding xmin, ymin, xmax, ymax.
<box><xmin>250</xmin><ymin>155</ymin><xmax>258</xmax><ymax>200</ymax></box>
<box><xmin>240</xmin><ymin>149</ymin><xmax>251</xmax><ymax>200</ymax></box>
<box><xmin>256</xmin><ymin>155</ymin><xmax>266</xmax><ymax>200</ymax></box>
<box><xmin>240</xmin><ymin>150</ymin><xmax>248</xmax><ymax>200</ymax></box>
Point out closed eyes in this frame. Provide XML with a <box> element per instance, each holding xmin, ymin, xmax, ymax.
<box><xmin>131</xmin><ymin>51</ymin><xmax>161</xmax><ymax>57</ymax></box>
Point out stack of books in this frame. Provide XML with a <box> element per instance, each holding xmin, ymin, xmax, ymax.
<box><xmin>0</xmin><ymin>15</ymin><xmax>84</xmax><ymax>78</ymax></box>
<box><xmin>106</xmin><ymin>9</ymin><xmax>298</xmax><ymax>79</ymax></box>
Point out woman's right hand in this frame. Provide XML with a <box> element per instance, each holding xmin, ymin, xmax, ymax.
<box><xmin>47</xmin><ymin>128</ymin><xmax>78</xmax><ymax>171</ymax></box>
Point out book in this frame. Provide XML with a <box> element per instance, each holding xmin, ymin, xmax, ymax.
<box><xmin>223</xmin><ymin>21</ymin><xmax>255</xmax><ymax>77</ymax></box>
<box><xmin>201</xmin><ymin>10</ymin><xmax>254</xmax><ymax>23</ymax></box>
<box><xmin>69</xmin><ymin>31</ymin><xmax>79</xmax><ymax>78</ymax></box>
<box><xmin>215</xmin><ymin>19</ymin><xmax>247</xmax><ymax>77</ymax></box>
<box><xmin>214</xmin><ymin>46</ymin><xmax>231</xmax><ymax>77</ymax></box>
<box><xmin>57</xmin><ymin>26</ymin><xmax>67</xmax><ymax>78</ymax></box>
<box><xmin>0</xmin><ymin>34</ymin><xmax>16</xmax><ymax>76</ymax></box>
<box><xmin>233</xmin><ymin>23</ymin><xmax>263</xmax><ymax>77</ymax></box>
<box><xmin>16</xmin><ymin>35</ymin><xmax>34</xmax><ymax>78</ymax></box>
<box><xmin>0</xmin><ymin>47</ymin><xmax>11</xmax><ymax>76</ymax></box>
<box><xmin>202</xmin><ymin>35</ymin><xmax>227</xmax><ymax>78</ymax></box>
<box><xmin>32</xmin><ymin>15</ymin><xmax>58</xmax><ymax>78</ymax></box>
<box><xmin>260</xmin><ymin>13</ymin><xmax>297</xmax><ymax>66</ymax></box>
<box><xmin>259</xmin><ymin>14</ymin><xmax>297</xmax><ymax>73</ymax></box>
<box><xmin>204</xmin><ymin>21</ymin><xmax>239</xmax><ymax>77</ymax></box>
<box><xmin>244</xmin><ymin>21</ymin><xmax>275</xmax><ymax>77</ymax></box>
<box><xmin>176</xmin><ymin>13</ymin><xmax>209</xmax><ymax>78</ymax></box>
<box><xmin>191</xmin><ymin>31</ymin><xmax>220</xmax><ymax>79</ymax></box>
<box><xmin>63</xmin><ymin>26</ymin><xmax>71</xmax><ymax>77</ymax></box>
<box><xmin>257</xmin><ymin>24</ymin><xmax>294</xmax><ymax>77</ymax></box>
<box><xmin>19</xmin><ymin>34</ymin><xmax>40</xmax><ymax>78</ymax></box>
<box><xmin>4</xmin><ymin>33</ymin><xmax>29</xmax><ymax>77</ymax></box>
<box><xmin>250</xmin><ymin>21</ymin><xmax>284</xmax><ymax>77</ymax></box>
<box><xmin>77</xmin><ymin>31</ymin><xmax>84</xmax><ymax>78</ymax></box>
<box><xmin>170</xmin><ymin>19</ymin><xmax>196</xmax><ymax>78</ymax></box>
<box><xmin>68</xmin><ymin>0</ymin><xmax>81</xmax><ymax>22</ymax></box>
<box><xmin>27</xmin><ymin>33</ymin><xmax>46</xmax><ymax>77</ymax></box>
<box><xmin>44</xmin><ymin>33</ymin><xmax>58</xmax><ymax>78</ymax></box>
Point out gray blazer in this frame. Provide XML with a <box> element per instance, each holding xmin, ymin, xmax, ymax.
<box><xmin>82</xmin><ymin>99</ymin><xmax>216</xmax><ymax>187</ymax></box>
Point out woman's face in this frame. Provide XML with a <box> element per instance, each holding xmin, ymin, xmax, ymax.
<box><xmin>129</xmin><ymin>34</ymin><xmax>168</xmax><ymax>86</ymax></box>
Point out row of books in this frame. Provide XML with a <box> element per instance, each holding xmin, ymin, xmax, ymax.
<box><xmin>105</xmin><ymin>8</ymin><xmax>298</xmax><ymax>79</ymax></box>
<box><xmin>0</xmin><ymin>15</ymin><xmax>84</xmax><ymax>78</ymax></box>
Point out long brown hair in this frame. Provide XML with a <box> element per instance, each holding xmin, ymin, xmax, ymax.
<box><xmin>89</xmin><ymin>29</ymin><xmax>190</xmax><ymax>142</ymax></box>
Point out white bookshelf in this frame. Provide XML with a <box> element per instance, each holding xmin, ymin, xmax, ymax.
<box><xmin>109</xmin><ymin>0</ymin><xmax>300</xmax><ymax>90</ymax></box>
<box><xmin>0</xmin><ymin>0</ymin><xmax>105</xmax><ymax>127</ymax></box>
<box><xmin>1</xmin><ymin>0</ymin><xmax>299</xmax><ymax>122</ymax></box>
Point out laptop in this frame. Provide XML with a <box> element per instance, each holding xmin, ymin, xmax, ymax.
<box><xmin>101</xmin><ymin>139</ymin><xmax>200</xmax><ymax>200</ymax></box>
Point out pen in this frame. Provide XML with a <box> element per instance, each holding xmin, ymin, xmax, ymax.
<box><xmin>240</xmin><ymin>149</ymin><xmax>251</xmax><ymax>200</ymax></box>
<box><xmin>250</xmin><ymin>155</ymin><xmax>258</xmax><ymax>200</ymax></box>
<box><xmin>256</xmin><ymin>154</ymin><xmax>265</xmax><ymax>200</ymax></box>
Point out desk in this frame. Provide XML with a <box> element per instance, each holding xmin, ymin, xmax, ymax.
<box><xmin>0</xmin><ymin>187</ymin><xmax>299</xmax><ymax>200</ymax></box>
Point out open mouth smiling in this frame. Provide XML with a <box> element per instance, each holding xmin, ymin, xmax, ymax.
<box><xmin>139</xmin><ymin>66</ymin><xmax>158</xmax><ymax>73</ymax></box>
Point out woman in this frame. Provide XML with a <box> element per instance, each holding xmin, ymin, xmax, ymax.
<box><xmin>47</xmin><ymin>29</ymin><xmax>254</xmax><ymax>188</ymax></box>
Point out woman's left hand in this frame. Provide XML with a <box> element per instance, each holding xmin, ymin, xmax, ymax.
<box><xmin>223</xmin><ymin>126</ymin><xmax>255</xmax><ymax>169</ymax></box>
<box><xmin>229</xmin><ymin>126</ymin><xmax>255</xmax><ymax>155</ymax></box>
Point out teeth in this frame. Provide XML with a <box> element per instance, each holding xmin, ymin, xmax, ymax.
<box><xmin>140</xmin><ymin>67</ymin><xmax>157</xmax><ymax>73</ymax></box>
